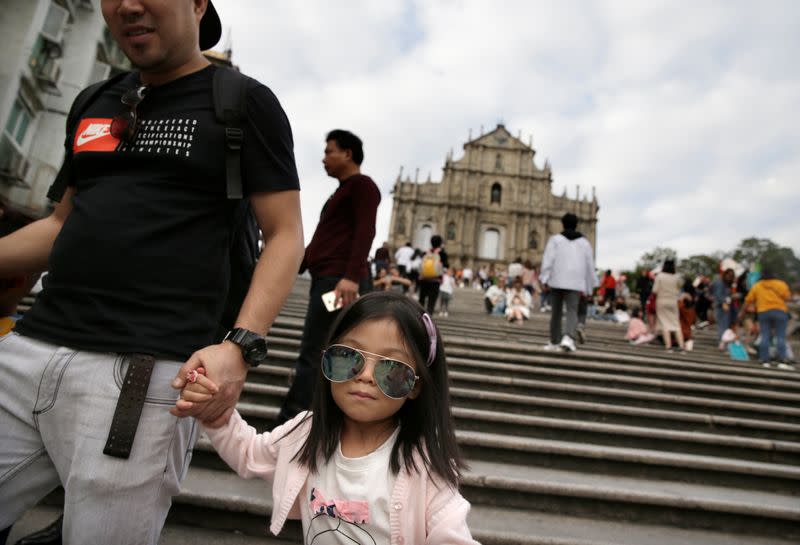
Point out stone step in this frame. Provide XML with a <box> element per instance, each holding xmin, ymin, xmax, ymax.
<box><xmin>266</xmin><ymin>325</ymin><xmax>794</xmax><ymax>387</ymax></box>
<box><xmin>228</xmin><ymin>399</ymin><xmax>800</xmax><ymax>465</ymax></box>
<box><xmin>274</xmin><ymin>301</ymin><xmax>792</xmax><ymax>373</ymax></box>
<box><xmin>5</xmin><ymin>506</ymin><xmax>289</xmax><ymax>545</ymax></box>
<box><xmin>15</xmin><ymin>488</ymin><xmax>798</xmax><ymax>545</ymax></box>
<box><xmin>251</xmin><ymin>350</ymin><xmax>800</xmax><ymax>424</ymax></box>
<box><xmin>191</xmin><ymin>406</ymin><xmax>800</xmax><ymax>494</ymax></box>
<box><xmin>239</xmin><ymin>380</ymin><xmax>800</xmax><ymax>442</ymax></box>
<box><xmin>448</xmin><ymin>387</ymin><xmax>800</xmax><ymax>441</ymax></box>
<box><xmin>169</xmin><ymin>466</ymin><xmax>800</xmax><ymax>543</ymax></box>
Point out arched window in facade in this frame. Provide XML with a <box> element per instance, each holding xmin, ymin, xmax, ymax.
<box><xmin>490</xmin><ymin>183</ymin><xmax>502</xmax><ymax>204</ymax></box>
<box><xmin>528</xmin><ymin>230</ymin><xmax>538</xmax><ymax>250</ymax></box>
<box><xmin>414</xmin><ymin>224</ymin><xmax>432</xmax><ymax>250</ymax></box>
<box><xmin>446</xmin><ymin>222</ymin><xmax>457</xmax><ymax>241</ymax></box>
<box><xmin>396</xmin><ymin>215</ymin><xmax>406</xmax><ymax>236</ymax></box>
<box><xmin>480</xmin><ymin>228</ymin><xmax>500</xmax><ymax>260</ymax></box>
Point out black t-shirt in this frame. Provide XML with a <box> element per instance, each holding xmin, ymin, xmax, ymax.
<box><xmin>16</xmin><ymin>65</ymin><xmax>299</xmax><ymax>360</ymax></box>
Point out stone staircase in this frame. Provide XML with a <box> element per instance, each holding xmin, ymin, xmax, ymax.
<box><xmin>10</xmin><ymin>279</ymin><xmax>800</xmax><ymax>544</ymax></box>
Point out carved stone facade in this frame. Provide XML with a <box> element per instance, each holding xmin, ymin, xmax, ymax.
<box><xmin>388</xmin><ymin>124</ymin><xmax>599</xmax><ymax>269</ymax></box>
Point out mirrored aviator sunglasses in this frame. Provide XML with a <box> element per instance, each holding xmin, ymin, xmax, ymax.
<box><xmin>110</xmin><ymin>84</ymin><xmax>149</xmax><ymax>144</ymax></box>
<box><xmin>321</xmin><ymin>344</ymin><xmax>419</xmax><ymax>399</ymax></box>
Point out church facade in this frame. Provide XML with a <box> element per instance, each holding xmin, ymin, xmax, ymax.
<box><xmin>388</xmin><ymin>124</ymin><xmax>599</xmax><ymax>270</ymax></box>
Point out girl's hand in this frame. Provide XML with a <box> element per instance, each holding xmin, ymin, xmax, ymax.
<box><xmin>170</xmin><ymin>341</ymin><xmax>248</xmax><ymax>426</ymax></box>
<box><xmin>175</xmin><ymin>367</ymin><xmax>219</xmax><ymax>412</ymax></box>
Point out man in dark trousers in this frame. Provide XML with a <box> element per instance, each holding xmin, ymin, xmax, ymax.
<box><xmin>540</xmin><ymin>213</ymin><xmax>597</xmax><ymax>352</ymax></box>
<box><xmin>277</xmin><ymin>129</ymin><xmax>380</xmax><ymax>424</ymax></box>
<box><xmin>0</xmin><ymin>2</ymin><xmax>304</xmax><ymax>543</ymax></box>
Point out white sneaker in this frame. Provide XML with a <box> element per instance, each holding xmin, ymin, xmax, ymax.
<box><xmin>560</xmin><ymin>335</ymin><xmax>577</xmax><ymax>352</ymax></box>
<box><xmin>543</xmin><ymin>343</ymin><xmax>561</xmax><ymax>351</ymax></box>
<box><xmin>777</xmin><ymin>363</ymin><xmax>796</xmax><ymax>370</ymax></box>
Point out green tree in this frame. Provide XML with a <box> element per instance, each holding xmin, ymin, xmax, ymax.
<box><xmin>733</xmin><ymin>238</ymin><xmax>778</xmax><ymax>268</ymax></box>
<box><xmin>679</xmin><ymin>254</ymin><xmax>717</xmax><ymax>280</ymax></box>
<box><xmin>733</xmin><ymin>237</ymin><xmax>800</xmax><ymax>287</ymax></box>
<box><xmin>637</xmin><ymin>247</ymin><xmax>677</xmax><ymax>271</ymax></box>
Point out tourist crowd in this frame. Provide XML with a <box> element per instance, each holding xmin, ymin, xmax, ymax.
<box><xmin>369</xmin><ymin>240</ymin><xmax>796</xmax><ymax>369</ymax></box>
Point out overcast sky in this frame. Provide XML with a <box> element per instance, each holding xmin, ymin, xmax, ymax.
<box><xmin>209</xmin><ymin>0</ymin><xmax>799</xmax><ymax>270</ymax></box>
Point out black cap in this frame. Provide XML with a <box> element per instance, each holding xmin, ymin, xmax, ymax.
<box><xmin>199</xmin><ymin>1</ymin><xmax>222</xmax><ymax>51</ymax></box>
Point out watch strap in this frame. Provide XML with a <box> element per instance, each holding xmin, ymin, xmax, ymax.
<box><xmin>224</xmin><ymin>328</ymin><xmax>267</xmax><ymax>367</ymax></box>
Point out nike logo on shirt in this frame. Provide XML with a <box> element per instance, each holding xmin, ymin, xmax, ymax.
<box><xmin>76</xmin><ymin>123</ymin><xmax>112</xmax><ymax>146</ymax></box>
<box><xmin>73</xmin><ymin>118</ymin><xmax>119</xmax><ymax>153</ymax></box>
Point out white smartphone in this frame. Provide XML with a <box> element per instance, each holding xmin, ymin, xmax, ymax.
<box><xmin>321</xmin><ymin>290</ymin><xmax>342</xmax><ymax>312</ymax></box>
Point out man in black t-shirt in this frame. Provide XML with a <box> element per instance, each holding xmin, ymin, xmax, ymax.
<box><xmin>0</xmin><ymin>2</ymin><xmax>303</xmax><ymax>544</ymax></box>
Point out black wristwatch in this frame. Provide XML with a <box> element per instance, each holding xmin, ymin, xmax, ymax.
<box><xmin>224</xmin><ymin>328</ymin><xmax>268</xmax><ymax>367</ymax></box>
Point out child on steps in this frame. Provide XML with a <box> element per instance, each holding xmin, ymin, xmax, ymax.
<box><xmin>179</xmin><ymin>291</ymin><xmax>479</xmax><ymax>544</ymax></box>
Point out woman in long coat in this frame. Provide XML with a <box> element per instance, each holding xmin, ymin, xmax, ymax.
<box><xmin>652</xmin><ymin>259</ymin><xmax>685</xmax><ymax>351</ymax></box>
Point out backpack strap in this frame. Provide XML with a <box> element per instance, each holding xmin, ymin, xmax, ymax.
<box><xmin>212</xmin><ymin>67</ymin><xmax>250</xmax><ymax>200</ymax></box>
<box><xmin>47</xmin><ymin>71</ymin><xmax>131</xmax><ymax>203</ymax></box>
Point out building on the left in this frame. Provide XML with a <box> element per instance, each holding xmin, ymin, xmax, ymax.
<box><xmin>0</xmin><ymin>0</ymin><xmax>130</xmax><ymax>221</ymax></box>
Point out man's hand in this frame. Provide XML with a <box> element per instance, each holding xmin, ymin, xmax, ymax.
<box><xmin>170</xmin><ymin>341</ymin><xmax>248</xmax><ymax>428</ymax></box>
<box><xmin>335</xmin><ymin>278</ymin><xmax>359</xmax><ymax>307</ymax></box>
<box><xmin>542</xmin><ymin>284</ymin><xmax>550</xmax><ymax>293</ymax></box>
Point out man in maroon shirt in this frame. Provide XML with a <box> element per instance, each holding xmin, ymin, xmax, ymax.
<box><xmin>277</xmin><ymin>129</ymin><xmax>381</xmax><ymax>423</ymax></box>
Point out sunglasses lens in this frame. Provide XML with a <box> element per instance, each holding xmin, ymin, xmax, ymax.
<box><xmin>110</xmin><ymin>112</ymin><xmax>135</xmax><ymax>142</ymax></box>
<box><xmin>322</xmin><ymin>345</ymin><xmax>364</xmax><ymax>382</ymax></box>
<box><xmin>374</xmin><ymin>360</ymin><xmax>416</xmax><ymax>398</ymax></box>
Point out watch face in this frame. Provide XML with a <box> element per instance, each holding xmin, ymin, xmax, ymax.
<box><xmin>244</xmin><ymin>337</ymin><xmax>268</xmax><ymax>364</ymax></box>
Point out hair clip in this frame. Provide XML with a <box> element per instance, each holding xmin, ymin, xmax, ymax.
<box><xmin>421</xmin><ymin>313</ymin><xmax>437</xmax><ymax>366</ymax></box>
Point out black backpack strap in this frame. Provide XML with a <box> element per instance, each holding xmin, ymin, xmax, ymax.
<box><xmin>212</xmin><ymin>67</ymin><xmax>250</xmax><ymax>200</ymax></box>
<box><xmin>47</xmin><ymin>71</ymin><xmax>131</xmax><ymax>202</ymax></box>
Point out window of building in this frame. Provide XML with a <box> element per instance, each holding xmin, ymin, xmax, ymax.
<box><xmin>415</xmin><ymin>224</ymin><xmax>432</xmax><ymax>250</ymax></box>
<box><xmin>490</xmin><ymin>183</ymin><xmax>501</xmax><ymax>204</ymax></box>
<box><xmin>447</xmin><ymin>222</ymin><xmax>456</xmax><ymax>241</ymax></box>
<box><xmin>28</xmin><ymin>35</ymin><xmax>49</xmax><ymax>73</ymax></box>
<box><xmin>528</xmin><ymin>230</ymin><xmax>538</xmax><ymax>249</ymax></box>
<box><xmin>4</xmin><ymin>98</ymin><xmax>33</xmax><ymax>146</ymax></box>
<box><xmin>480</xmin><ymin>228</ymin><xmax>500</xmax><ymax>259</ymax></box>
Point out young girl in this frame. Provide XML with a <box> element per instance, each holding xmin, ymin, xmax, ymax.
<box><xmin>625</xmin><ymin>307</ymin><xmax>654</xmax><ymax>345</ymax></box>
<box><xmin>180</xmin><ymin>291</ymin><xmax>478</xmax><ymax>544</ymax></box>
<box><xmin>439</xmin><ymin>267</ymin><xmax>455</xmax><ymax>316</ymax></box>
<box><xmin>505</xmin><ymin>277</ymin><xmax>532</xmax><ymax>323</ymax></box>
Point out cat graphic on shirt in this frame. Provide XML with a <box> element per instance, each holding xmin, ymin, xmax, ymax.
<box><xmin>306</xmin><ymin>487</ymin><xmax>376</xmax><ymax>544</ymax></box>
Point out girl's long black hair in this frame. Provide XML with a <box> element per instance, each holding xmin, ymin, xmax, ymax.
<box><xmin>292</xmin><ymin>291</ymin><xmax>466</xmax><ymax>488</ymax></box>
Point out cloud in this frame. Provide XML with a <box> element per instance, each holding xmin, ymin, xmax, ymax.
<box><xmin>212</xmin><ymin>0</ymin><xmax>800</xmax><ymax>269</ymax></box>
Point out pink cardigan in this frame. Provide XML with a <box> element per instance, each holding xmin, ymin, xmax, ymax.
<box><xmin>204</xmin><ymin>411</ymin><xmax>480</xmax><ymax>544</ymax></box>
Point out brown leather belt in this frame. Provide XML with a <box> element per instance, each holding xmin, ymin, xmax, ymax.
<box><xmin>104</xmin><ymin>353</ymin><xmax>155</xmax><ymax>459</ymax></box>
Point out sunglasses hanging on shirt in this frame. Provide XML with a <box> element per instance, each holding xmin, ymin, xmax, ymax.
<box><xmin>110</xmin><ymin>84</ymin><xmax>150</xmax><ymax>144</ymax></box>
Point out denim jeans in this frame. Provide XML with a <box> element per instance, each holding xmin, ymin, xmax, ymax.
<box><xmin>0</xmin><ymin>333</ymin><xmax>198</xmax><ymax>545</ymax></box>
<box><xmin>714</xmin><ymin>305</ymin><xmax>735</xmax><ymax>340</ymax></box>
<box><xmin>757</xmin><ymin>309</ymin><xmax>789</xmax><ymax>362</ymax></box>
